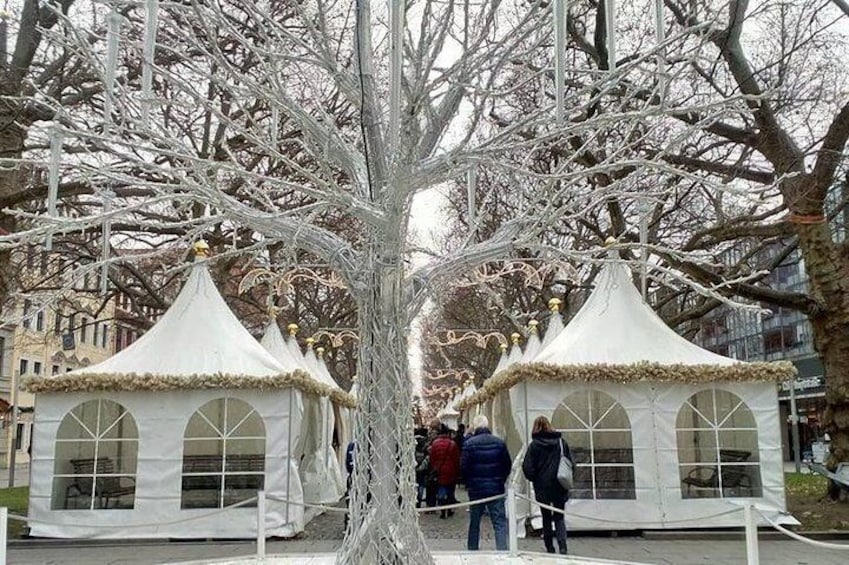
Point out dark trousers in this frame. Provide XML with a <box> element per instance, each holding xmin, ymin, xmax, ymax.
<box><xmin>538</xmin><ymin>496</ymin><xmax>567</xmax><ymax>554</ymax></box>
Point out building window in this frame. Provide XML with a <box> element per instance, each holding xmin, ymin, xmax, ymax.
<box><xmin>0</xmin><ymin>336</ymin><xmax>5</xmax><ymax>377</ymax></box>
<box><xmin>677</xmin><ymin>388</ymin><xmax>762</xmax><ymax>499</ymax></box>
<box><xmin>764</xmin><ymin>326</ymin><xmax>796</xmax><ymax>355</ymax></box>
<box><xmin>33</xmin><ymin>362</ymin><xmax>42</xmax><ymax>375</ymax></box>
<box><xmin>36</xmin><ymin>311</ymin><xmax>44</xmax><ymax>332</ymax></box>
<box><xmin>52</xmin><ymin>365</ymin><xmax>60</xmax><ymax>375</ymax></box>
<box><xmin>54</xmin><ymin>312</ymin><xmax>62</xmax><ymax>335</ymax></box>
<box><xmin>102</xmin><ymin>326</ymin><xmax>109</xmax><ymax>349</ymax></box>
<box><xmin>19</xmin><ymin>359</ymin><xmax>28</xmax><ymax>376</ymax></box>
<box><xmin>15</xmin><ymin>423</ymin><xmax>24</xmax><ymax>450</ymax></box>
<box><xmin>68</xmin><ymin>314</ymin><xmax>76</xmax><ymax>336</ymax></box>
<box><xmin>181</xmin><ymin>398</ymin><xmax>266</xmax><ymax>509</ymax></box>
<box><xmin>52</xmin><ymin>399</ymin><xmax>138</xmax><ymax>510</ymax></box>
<box><xmin>80</xmin><ymin>318</ymin><xmax>88</xmax><ymax>343</ymax></box>
<box><xmin>552</xmin><ymin>389</ymin><xmax>635</xmax><ymax>500</ymax></box>
<box><xmin>22</xmin><ymin>300</ymin><xmax>31</xmax><ymax>329</ymax></box>
<box><xmin>93</xmin><ymin>323</ymin><xmax>99</xmax><ymax>346</ymax></box>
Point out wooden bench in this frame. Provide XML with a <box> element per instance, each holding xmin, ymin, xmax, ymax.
<box><xmin>681</xmin><ymin>450</ymin><xmax>754</xmax><ymax>497</ymax></box>
<box><xmin>181</xmin><ymin>454</ymin><xmax>265</xmax><ymax>491</ymax></box>
<box><xmin>65</xmin><ymin>457</ymin><xmax>136</xmax><ymax>509</ymax></box>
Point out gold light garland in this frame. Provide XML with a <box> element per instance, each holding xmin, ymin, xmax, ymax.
<box><xmin>458</xmin><ymin>361</ymin><xmax>797</xmax><ymax>410</ymax></box>
<box><xmin>24</xmin><ymin>369</ymin><xmax>357</xmax><ymax>408</ymax></box>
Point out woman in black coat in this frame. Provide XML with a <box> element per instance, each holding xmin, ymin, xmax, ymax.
<box><xmin>522</xmin><ymin>415</ymin><xmax>572</xmax><ymax>555</ymax></box>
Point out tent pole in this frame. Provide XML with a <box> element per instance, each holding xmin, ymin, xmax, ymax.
<box><xmin>285</xmin><ymin>390</ymin><xmax>293</xmax><ymax>525</ymax></box>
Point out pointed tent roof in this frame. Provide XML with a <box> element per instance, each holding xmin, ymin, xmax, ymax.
<box><xmin>260</xmin><ymin>321</ymin><xmax>306</xmax><ymax>372</ymax></box>
<box><xmin>459</xmin><ymin>260</ymin><xmax>796</xmax><ymax>410</ymax></box>
<box><xmin>520</xmin><ymin>321</ymin><xmax>542</xmax><ymax>363</ymax></box>
<box><xmin>541</xmin><ymin>299</ymin><xmax>565</xmax><ymax>350</ymax></box>
<box><xmin>536</xmin><ymin>261</ymin><xmax>739</xmax><ymax>366</ymax></box>
<box><xmin>73</xmin><ymin>259</ymin><xmax>285</xmax><ymax>378</ymax></box>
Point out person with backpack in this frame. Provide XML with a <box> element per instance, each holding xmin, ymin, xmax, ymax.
<box><xmin>522</xmin><ymin>415</ymin><xmax>573</xmax><ymax>555</ymax></box>
<box><xmin>414</xmin><ymin>429</ymin><xmax>429</xmax><ymax>507</ymax></box>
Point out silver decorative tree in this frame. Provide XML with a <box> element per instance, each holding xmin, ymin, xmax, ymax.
<box><xmin>0</xmin><ymin>1</ymin><xmax>748</xmax><ymax>563</ymax></box>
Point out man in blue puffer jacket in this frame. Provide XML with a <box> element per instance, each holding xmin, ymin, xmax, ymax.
<box><xmin>460</xmin><ymin>414</ymin><xmax>512</xmax><ymax>551</ymax></box>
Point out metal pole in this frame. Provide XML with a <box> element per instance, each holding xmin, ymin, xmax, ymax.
<box><xmin>507</xmin><ymin>488</ymin><xmax>518</xmax><ymax>556</ymax></box>
<box><xmin>789</xmin><ymin>377</ymin><xmax>801</xmax><ymax>473</ymax></box>
<box><xmin>7</xmin><ymin>381</ymin><xmax>18</xmax><ymax>488</ymax></box>
<box><xmin>743</xmin><ymin>503</ymin><xmax>759</xmax><ymax>565</ymax></box>
<box><xmin>285</xmin><ymin>390</ymin><xmax>293</xmax><ymax>525</ymax></box>
<box><xmin>257</xmin><ymin>489</ymin><xmax>266</xmax><ymax>558</ymax></box>
<box><xmin>0</xmin><ymin>506</ymin><xmax>7</xmax><ymax>565</ymax></box>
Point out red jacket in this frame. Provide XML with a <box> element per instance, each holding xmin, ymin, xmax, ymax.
<box><xmin>429</xmin><ymin>435</ymin><xmax>461</xmax><ymax>486</ymax></box>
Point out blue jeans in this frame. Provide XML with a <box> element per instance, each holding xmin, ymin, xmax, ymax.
<box><xmin>467</xmin><ymin>497</ymin><xmax>508</xmax><ymax>551</ymax></box>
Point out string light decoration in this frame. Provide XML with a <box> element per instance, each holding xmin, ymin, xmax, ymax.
<box><xmin>428</xmin><ymin>329</ymin><xmax>507</xmax><ymax>349</ymax></box>
<box><xmin>454</xmin><ymin>259</ymin><xmax>577</xmax><ymax>290</ymax></box>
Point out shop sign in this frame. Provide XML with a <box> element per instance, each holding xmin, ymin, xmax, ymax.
<box><xmin>779</xmin><ymin>375</ymin><xmax>824</xmax><ymax>393</ymax></box>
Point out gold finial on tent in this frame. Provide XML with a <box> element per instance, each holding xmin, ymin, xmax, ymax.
<box><xmin>499</xmin><ymin>343</ymin><xmax>508</xmax><ymax>352</ymax></box>
<box><xmin>305</xmin><ymin>337</ymin><xmax>315</xmax><ymax>349</ymax></box>
<box><xmin>528</xmin><ymin>319</ymin><xmax>539</xmax><ymax>334</ymax></box>
<box><xmin>511</xmin><ymin>332</ymin><xmax>521</xmax><ymax>345</ymax></box>
<box><xmin>317</xmin><ymin>346</ymin><xmax>325</xmax><ymax>358</ymax></box>
<box><xmin>604</xmin><ymin>236</ymin><xmax>618</xmax><ymax>247</ymax></box>
<box><xmin>267</xmin><ymin>305</ymin><xmax>280</xmax><ymax>319</ymax></box>
<box><xmin>193</xmin><ymin>240</ymin><xmax>210</xmax><ymax>257</ymax></box>
<box><xmin>287</xmin><ymin>323</ymin><xmax>299</xmax><ymax>336</ymax></box>
<box><xmin>548</xmin><ymin>297</ymin><xmax>562</xmax><ymax>313</ymax></box>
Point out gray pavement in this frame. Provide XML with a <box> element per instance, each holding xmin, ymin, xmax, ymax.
<box><xmin>5</xmin><ymin>470</ymin><xmax>848</xmax><ymax>564</ymax></box>
<box><xmin>7</xmin><ymin>504</ymin><xmax>849</xmax><ymax>565</ymax></box>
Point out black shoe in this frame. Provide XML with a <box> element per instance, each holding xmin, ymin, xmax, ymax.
<box><xmin>440</xmin><ymin>510</ymin><xmax>447</xmax><ymax>519</ymax></box>
<box><xmin>559</xmin><ymin>544</ymin><xmax>568</xmax><ymax>555</ymax></box>
<box><xmin>447</xmin><ymin>509</ymin><xmax>455</xmax><ymax>517</ymax></box>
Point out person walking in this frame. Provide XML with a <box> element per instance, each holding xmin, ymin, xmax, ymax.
<box><xmin>522</xmin><ymin>415</ymin><xmax>572</xmax><ymax>555</ymax></box>
<box><xmin>429</xmin><ymin>424</ymin><xmax>461</xmax><ymax>518</ymax></box>
<box><xmin>460</xmin><ymin>414</ymin><xmax>512</xmax><ymax>551</ymax></box>
<box><xmin>344</xmin><ymin>439</ymin><xmax>356</xmax><ymax>531</ymax></box>
<box><xmin>414</xmin><ymin>429</ymin><xmax>429</xmax><ymax>508</ymax></box>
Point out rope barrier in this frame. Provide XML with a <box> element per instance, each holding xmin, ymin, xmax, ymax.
<box><xmin>754</xmin><ymin>507</ymin><xmax>849</xmax><ymax>551</ymax></box>
<box><xmin>5</xmin><ymin>496</ymin><xmax>259</xmax><ymax>529</ymax></box>
<box><xmin>416</xmin><ymin>493</ymin><xmax>506</xmax><ymax>513</ymax></box>
<box><xmin>264</xmin><ymin>494</ymin><xmax>349</xmax><ymax>514</ymax></box>
<box><xmin>515</xmin><ymin>493</ymin><xmax>743</xmax><ymax>526</ymax></box>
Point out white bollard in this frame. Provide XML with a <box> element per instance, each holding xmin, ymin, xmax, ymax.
<box><xmin>257</xmin><ymin>490</ymin><xmax>266</xmax><ymax>559</ymax></box>
<box><xmin>506</xmin><ymin>488</ymin><xmax>518</xmax><ymax>556</ymax></box>
<box><xmin>0</xmin><ymin>506</ymin><xmax>7</xmax><ymax>565</ymax></box>
<box><xmin>743</xmin><ymin>503</ymin><xmax>759</xmax><ymax>565</ymax></box>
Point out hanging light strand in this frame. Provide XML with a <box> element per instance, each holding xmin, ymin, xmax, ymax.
<box><xmin>141</xmin><ymin>0</ymin><xmax>159</xmax><ymax>125</ymax></box>
<box><xmin>605</xmin><ymin>0</ymin><xmax>617</xmax><ymax>71</ymax></box>
<box><xmin>45</xmin><ymin>124</ymin><xmax>63</xmax><ymax>251</ymax></box>
<box><xmin>553</xmin><ymin>0</ymin><xmax>567</xmax><ymax>125</ymax></box>
<box><xmin>103</xmin><ymin>9</ymin><xmax>122</xmax><ymax>132</ymax></box>
<box><xmin>654</xmin><ymin>0</ymin><xmax>667</xmax><ymax>97</ymax></box>
<box><xmin>100</xmin><ymin>189</ymin><xmax>114</xmax><ymax>296</ymax></box>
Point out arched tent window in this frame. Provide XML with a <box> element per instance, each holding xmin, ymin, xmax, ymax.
<box><xmin>677</xmin><ymin>389</ymin><xmax>762</xmax><ymax>499</ymax></box>
<box><xmin>52</xmin><ymin>399</ymin><xmax>138</xmax><ymax>510</ymax></box>
<box><xmin>182</xmin><ymin>398</ymin><xmax>266</xmax><ymax>509</ymax></box>
<box><xmin>552</xmin><ymin>390</ymin><xmax>635</xmax><ymax>499</ymax></box>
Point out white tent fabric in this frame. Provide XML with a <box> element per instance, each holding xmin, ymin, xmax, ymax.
<box><xmin>75</xmin><ymin>262</ymin><xmax>284</xmax><ymax>377</ymax></box>
<box><xmin>536</xmin><ymin>261</ymin><xmax>738</xmax><ymax>366</ymax></box>
<box><xmin>28</xmin><ymin>259</ymin><xmax>307</xmax><ymax>538</ymax></box>
<box><xmin>301</xmin><ymin>346</ymin><xmax>346</xmax><ymax>504</ymax></box>
<box><xmin>494</xmin><ymin>261</ymin><xmax>793</xmax><ymax>531</ymax></box>
<box><xmin>541</xmin><ymin>310</ymin><xmax>565</xmax><ymax>350</ymax></box>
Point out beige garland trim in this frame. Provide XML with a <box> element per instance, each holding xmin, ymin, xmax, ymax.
<box><xmin>23</xmin><ymin>369</ymin><xmax>358</xmax><ymax>409</ymax></box>
<box><xmin>458</xmin><ymin>361</ymin><xmax>797</xmax><ymax>410</ymax></box>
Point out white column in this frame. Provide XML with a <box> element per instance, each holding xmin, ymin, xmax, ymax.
<box><xmin>257</xmin><ymin>489</ymin><xmax>266</xmax><ymax>558</ymax></box>
<box><xmin>743</xmin><ymin>503</ymin><xmax>759</xmax><ymax>565</ymax></box>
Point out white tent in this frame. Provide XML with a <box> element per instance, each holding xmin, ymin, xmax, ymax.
<box><xmin>462</xmin><ymin>260</ymin><xmax>797</xmax><ymax>531</ymax></box>
<box><xmin>301</xmin><ymin>342</ymin><xmax>346</xmax><ymax>504</ymax></box>
<box><xmin>24</xmin><ymin>249</ymin><xmax>329</xmax><ymax>539</ymax></box>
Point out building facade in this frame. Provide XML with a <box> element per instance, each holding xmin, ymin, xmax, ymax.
<box><xmin>694</xmin><ymin>251</ymin><xmax>825</xmax><ymax>462</ymax></box>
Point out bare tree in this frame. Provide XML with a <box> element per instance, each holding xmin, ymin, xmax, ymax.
<box><xmin>1</xmin><ymin>1</ymin><xmax>749</xmax><ymax>561</ymax></box>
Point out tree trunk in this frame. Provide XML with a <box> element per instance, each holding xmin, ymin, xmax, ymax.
<box><xmin>795</xmin><ymin>218</ymin><xmax>849</xmax><ymax>474</ymax></box>
<box><xmin>0</xmin><ymin>76</ymin><xmax>25</xmax><ymax>308</ymax></box>
<box><xmin>338</xmin><ymin>239</ymin><xmax>432</xmax><ymax>564</ymax></box>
